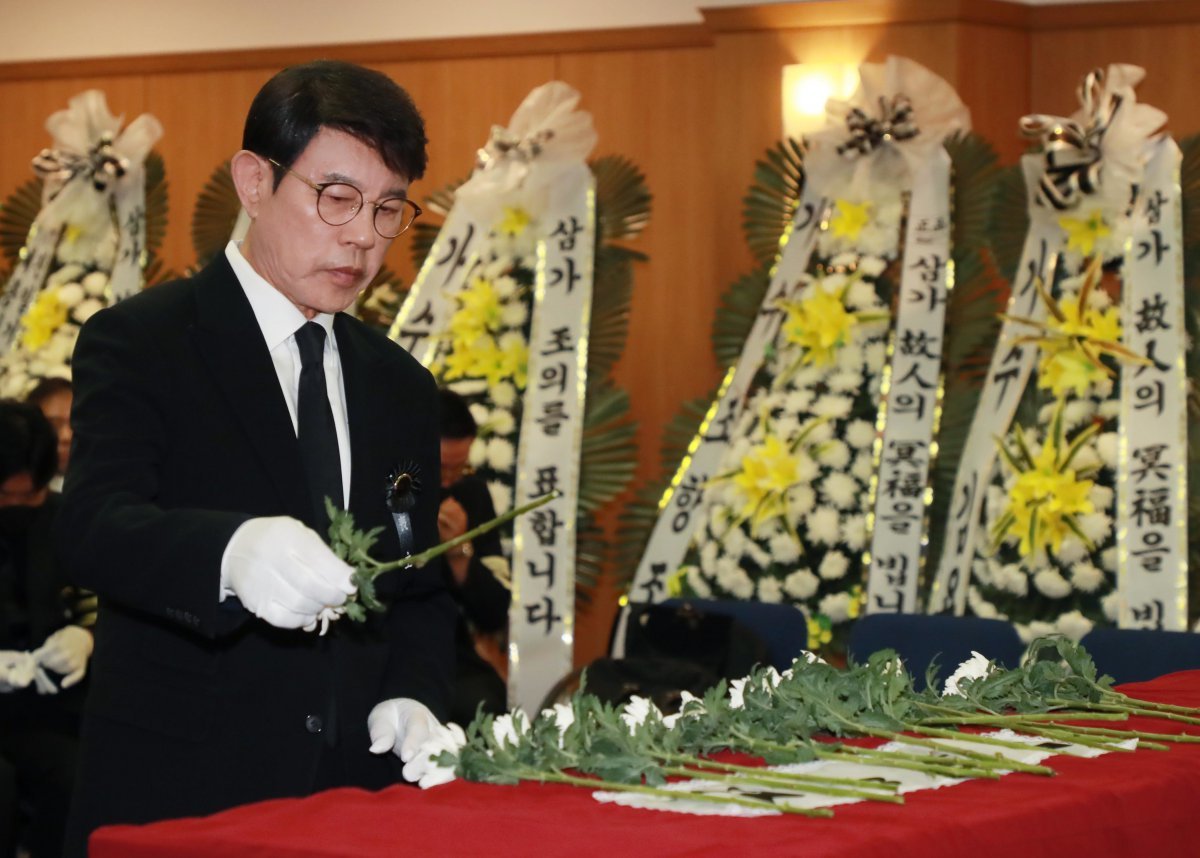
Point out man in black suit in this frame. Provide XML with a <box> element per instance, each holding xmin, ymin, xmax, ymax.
<box><xmin>58</xmin><ymin>61</ymin><xmax>455</xmax><ymax>855</ymax></box>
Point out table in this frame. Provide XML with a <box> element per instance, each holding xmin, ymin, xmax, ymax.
<box><xmin>91</xmin><ymin>670</ymin><xmax>1200</xmax><ymax>857</ymax></box>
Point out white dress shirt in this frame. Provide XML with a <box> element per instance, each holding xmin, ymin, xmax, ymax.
<box><xmin>224</xmin><ymin>241</ymin><xmax>352</xmax><ymax>507</ymax></box>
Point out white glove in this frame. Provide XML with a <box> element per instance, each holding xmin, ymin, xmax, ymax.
<box><xmin>367</xmin><ymin>698</ymin><xmax>455</xmax><ymax>787</ymax></box>
<box><xmin>0</xmin><ymin>650</ymin><xmax>55</xmax><ymax>695</ymax></box>
<box><xmin>222</xmin><ymin>516</ymin><xmax>355</xmax><ymax>633</ymax></box>
<box><xmin>34</xmin><ymin>625</ymin><xmax>94</xmax><ymax>688</ymax></box>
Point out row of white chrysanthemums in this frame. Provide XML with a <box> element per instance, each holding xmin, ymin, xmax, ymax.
<box><xmin>969</xmin><ymin>270</ymin><xmax>1121</xmax><ymax>643</ymax></box>
<box><xmin>681</xmin><ymin>253</ymin><xmax>892</xmax><ymax>626</ymax></box>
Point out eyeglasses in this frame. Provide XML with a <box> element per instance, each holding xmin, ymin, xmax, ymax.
<box><xmin>267</xmin><ymin>157</ymin><xmax>422</xmax><ymax>238</ymax></box>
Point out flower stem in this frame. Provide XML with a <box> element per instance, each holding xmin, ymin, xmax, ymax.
<box><xmin>658</xmin><ymin>766</ymin><xmax>904</xmax><ymax>804</ymax></box>
<box><xmin>659</xmin><ymin>754</ymin><xmax>898</xmax><ymax>793</ymax></box>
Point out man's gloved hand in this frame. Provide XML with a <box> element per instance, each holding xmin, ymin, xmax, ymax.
<box><xmin>223</xmin><ymin>517</ymin><xmax>355</xmax><ymax>634</ymax></box>
<box><xmin>367</xmin><ymin>698</ymin><xmax>456</xmax><ymax>787</ymax></box>
<box><xmin>34</xmin><ymin>625</ymin><xmax>94</xmax><ymax>688</ymax></box>
<box><xmin>0</xmin><ymin>650</ymin><xmax>55</xmax><ymax>694</ymax></box>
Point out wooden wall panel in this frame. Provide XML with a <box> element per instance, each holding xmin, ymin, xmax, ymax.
<box><xmin>1030</xmin><ymin>22</ymin><xmax>1200</xmax><ymax>137</ymax></box>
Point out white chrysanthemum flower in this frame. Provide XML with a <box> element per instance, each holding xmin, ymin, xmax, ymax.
<box><xmin>1033</xmin><ymin>569</ymin><xmax>1072</xmax><ymax>599</ymax></box>
<box><xmin>1101</xmin><ymin>591</ymin><xmax>1121</xmax><ymax>622</ymax></box>
<box><xmin>849</xmin><ymin>453</ymin><xmax>873</xmax><ymax>482</ymax></box>
<box><xmin>620</xmin><ymin>696</ymin><xmax>661</xmax><ymax>734</ymax></box>
<box><xmin>492</xmin><ymin>275</ymin><xmax>519</xmax><ymax>299</ymax></box>
<box><xmin>468</xmin><ymin>438</ymin><xmax>487</xmax><ymax>468</ymax></box>
<box><xmin>1077</xmin><ymin>511</ymin><xmax>1112</xmax><ymax>545</ymax></box>
<box><xmin>785</xmin><ymin>485</ymin><xmax>816</xmax><ymax>523</ymax></box>
<box><xmin>784</xmin><ymin>389</ymin><xmax>815</xmax><ymax>414</ymax></box>
<box><xmin>758</xmin><ymin>575</ymin><xmax>784</xmax><ymax>603</ymax></box>
<box><xmin>768</xmin><ymin>533</ymin><xmax>801</xmax><ymax>565</ymax></box>
<box><xmin>56</xmin><ymin>283</ymin><xmax>85</xmax><ymax>308</ymax></box>
<box><xmin>1000</xmin><ymin>563</ymin><xmax>1029</xmax><ymax>597</ymax></box>
<box><xmin>844</xmin><ymin>279</ymin><xmax>878</xmax><ymax>310</ymax></box>
<box><xmin>783</xmin><ymin>568</ymin><xmax>820</xmax><ymax>600</ymax></box>
<box><xmin>1096</xmin><ymin>433</ymin><xmax>1118</xmax><ymax>468</ymax></box>
<box><xmin>1022</xmin><ymin>620</ymin><xmax>1057</xmax><ymax>644</ymax></box>
<box><xmin>1071</xmin><ymin>561</ymin><xmax>1105</xmax><ymax>593</ymax></box>
<box><xmin>48</xmin><ymin>264</ymin><xmax>86</xmax><ymax>289</ymax></box>
<box><xmin>820</xmin><ymin>472</ymin><xmax>858</xmax><ymax>509</ymax></box>
<box><xmin>1100</xmin><ymin>547</ymin><xmax>1118</xmax><ymax>573</ymax></box>
<box><xmin>818</xmin><ymin>551</ymin><xmax>849</xmax><ymax>580</ymax></box>
<box><xmin>501</xmin><ymin>301</ymin><xmax>529</xmax><ymax>328</ymax></box>
<box><xmin>817</xmin><ymin>440</ymin><xmax>851</xmax><ymax>471</ymax></box>
<box><xmin>491</xmin><ymin>381</ymin><xmax>517</xmax><ymax>408</ymax></box>
<box><xmin>1097</xmin><ymin>398</ymin><xmax>1120</xmax><ymax>420</ymax></box>
<box><xmin>485</xmin><ymin>437</ymin><xmax>515</xmax><ymax>471</ymax></box>
<box><xmin>1089</xmin><ymin>484</ymin><xmax>1114</xmax><ymax>512</ymax></box>
<box><xmin>447</xmin><ymin>379</ymin><xmax>488</xmax><ymax>396</ymax></box>
<box><xmin>806</xmin><ymin>507</ymin><xmax>841</xmax><ymax>545</ymax></box>
<box><xmin>715</xmin><ymin>558</ymin><xmax>754</xmax><ymax>599</ymax></box>
<box><xmin>707</xmin><ymin>507</ymin><xmax>731</xmax><ymax>541</ymax></box>
<box><xmin>841</xmin><ymin>514</ymin><xmax>868</xmax><ymax>551</ymax></box>
<box><xmin>487</xmin><ymin>480</ymin><xmax>512</xmax><ymax>516</ymax></box>
<box><xmin>743</xmin><ymin>540</ymin><xmax>771</xmax><ymax>569</ymax></box>
<box><xmin>827</xmin><ymin>371</ymin><xmax>862</xmax><ymax>393</ymax></box>
<box><xmin>817</xmin><ymin>591</ymin><xmax>854</xmax><ymax>623</ymax></box>
<box><xmin>772</xmin><ymin>415</ymin><xmax>800</xmax><ymax>441</ymax></box>
<box><xmin>829</xmin><ymin>252</ymin><xmax>859</xmax><ymax>269</ymax></box>
<box><xmin>699</xmin><ymin>541</ymin><xmax>719</xmax><ymax>575</ymax></box>
<box><xmin>546</xmin><ymin>702</ymin><xmax>574</xmax><ymax>736</ymax></box>
<box><xmin>686</xmin><ymin>565</ymin><xmax>712</xmax><ymax>598</ymax></box>
<box><xmin>812</xmin><ymin>395</ymin><xmax>853</xmax><ymax>420</ymax></box>
<box><xmin>469</xmin><ymin>403</ymin><xmax>491</xmax><ymax>426</ymax></box>
<box><xmin>807</xmin><ymin>420</ymin><xmax>836</xmax><ymax>445</ymax></box>
<box><xmin>1072</xmin><ymin>445</ymin><xmax>1101</xmax><ymax>473</ymax></box>
<box><xmin>857</xmin><ymin>256</ymin><xmax>887</xmax><ymax>277</ymax></box>
<box><xmin>1055</xmin><ymin>610</ymin><xmax>1093</xmax><ymax>641</ymax></box>
<box><xmin>835</xmin><ymin>342</ymin><xmax>865</xmax><ymax>373</ymax></box>
<box><xmin>728</xmin><ymin>677</ymin><xmax>748</xmax><ymax>709</ymax></box>
<box><xmin>487</xmin><ymin>408</ymin><xmax>516</xmax><ymax>437</ymax></box>
<box><xmin>722</xmin><ymin>526</ymin><xmax>747</xmax><ymax>559</ymax></box>
<box><xmin>864</xmin><ymin>341</ymin><xmax>887</xmax><ymax>373</ymax></box>
<box><xmin>1055</xmin><ymin>536</ymin><xmax>1087</xmax><ymax>564</ymax></box>
<box><xmin>943</xmin><ymin>651</ymin><xmax>993</xmax><ymax>696</ymax></box>
<box><xmin>974</xmin><ymin>557</ymin><xmax>995</xmax><ymax>586</ymax></box>
<box><xmin>845</xmin><ymin>420</ymin><xmax>876</xmax><ymax>450</ymax></box>
<box><xmin>1062</xmin><ymin>399</ymin><xmax>1095</xmax><ymax>431</ymax></box>
<box><xmin>967</xmin><ymin>586</ymin><xmax>1000</xmax><ymax>619</ymax></box>
<box><xmin>790</xmin><ymin>364</ymin><xmax>826</xmax><ymax>390</ymax></box>
<box><xmin>73</xmin><ymin>298</ymin><xmax>104</xmax><ymax>324</ymax></box>
<box><xmin>492</xmin><ymin>711</ymin><xmax>530</xmax><ymax>748</ymax></box>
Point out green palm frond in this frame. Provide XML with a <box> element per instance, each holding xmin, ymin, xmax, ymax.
<box><xmin>144</xmin><ymin>151</ymin><xmax>168</xmax><ymax>258</ymax></box>
<box><xmin>191</xmin><ymin>160</ymin><xmax>241</xmax><ymax>268</ymax></box>
<box><xmin>410</xmin><ymin>180</ymin><xmax>463</xmax><ymax>270</ymax></box>
<box><xmin>579</xmin><ymin>383</ymin><xmax>638</xmax><ymax>515</ymax></box>
<box><xmin>575</xmin><ymin>511</ymin><xmax>605</xmax><ymax>605</ymax></box>
<box><xmin>613</xmin><ymin>395</ymin><xmax>714</xmax><ymax>590</ymax></box>
<box><xmin>592</xmin><ymin>155</ymin><xmax>651</xmax><ymax>242</ymax></box>
<box><xmin>0</xmin><ymin>176</ymin><xmax>43</xmax><ymax>278</ymax></box>
<box><xmin>741</xmin><ymin>137</ymin><xmax>805</xmax><ymax>266</ymax></box>
<box><xmin>989</xmin><ymin>162</ymin><xmax>1031</xmax><ymax>287</ymax></box>
<box><xmin>587</xmin><ymin>244</ymin><xmax>634</xmax><ymax>383</ymax></box>
<box><xmin>711</xmin><ymin>264</ymin><xmax>771</xmax><ymax>369</ymax></box>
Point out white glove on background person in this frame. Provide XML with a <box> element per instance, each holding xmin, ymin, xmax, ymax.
<box><xmin>0</xmin><ymin>649</ymin><xmax>55</xmax><ymax>694</ymax></box>
<box><xmin>222</xmin><ymin>516</ymin><xmax>356</xmax><ymax>634</ymax></box>
<box><xmin>34</xmin><ymin>625</ymin><xmax>94</xmax><ymax>688</ymax></box>
<box><xmin>367</xmin><ymin>698</ymin><xmax>451</xmax><ymax>786</ymax></box>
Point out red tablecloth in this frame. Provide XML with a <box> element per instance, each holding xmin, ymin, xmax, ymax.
<box><xmin>91</xmin><ymin>671</ymin><xmax>1200</xmax><ymax>858</ymax></box>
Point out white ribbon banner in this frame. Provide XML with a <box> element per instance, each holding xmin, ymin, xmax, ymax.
<box><xmin>1118</xmin><ymin>137</ymin><xmax>1188</xmax><ymax>631</ymax></box>
<box><xmin>866</xmin><ymin>148</ymin><xmax>953</xmax><ymax>613</ymax></box>
<box><xmin>622</xmin><ymin>187</ymin><xmax>827</xmax><ymax>611</ymax></box>
<box><xmin>0</xmin><ymin>225</ymin><xmax>61</xmax><ymax>354</ymax></box>
<box><xmin>928</xmin><ymin>155</ymin><xmax>1063</xmax><ymax>615</ymax></box>
<box><xmin>508</xmin><ymin>166</ymin><xmax>594</xmax><ymax>714</ymax></box>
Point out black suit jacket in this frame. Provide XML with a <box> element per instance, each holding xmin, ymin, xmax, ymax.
<box><xmin>57</xmin><ymin>255</ymin><xmax>455</xmax><ymax>843</ymax></box>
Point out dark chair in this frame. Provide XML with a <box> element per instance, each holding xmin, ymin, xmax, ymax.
<box><xmin>846</xmin><ymin>613</ymin><xmax>1025</xmax><ymax>690</ymax></box>
<box><xmin>662</xmin><ymin>598</ymin><xmax>810</xmax><ymax>672</ymax></box>
<box><xmin>1079</xmin><ymin>626</ymin><xmax>1200</xmax><ymax>685</ymax></box>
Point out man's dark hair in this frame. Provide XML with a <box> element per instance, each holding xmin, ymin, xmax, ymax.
<box><xmin>439</xmin><ymin>388</ymin><xmax>477</xmax><ymax>440</ymax></box>
<box><xmin>243</xmin><ymin>60</ymin><xmax>428</xmax><ymax>187</ymax></box>
<box><xmin>0</xmin><ymin>399</ymin><xmax>57</xmax><ymax>488</ymax></box>
<box><xmin>25</xmin><ymin>376</ymin><xmax>72</xmax><ymax>408</ymax></box>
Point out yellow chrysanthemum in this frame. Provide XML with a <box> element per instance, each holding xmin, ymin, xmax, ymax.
<box><xmin>781</xmin><ymin>287</ymin><xmax>856</xmax><ymax>367</ymax></box>
<box><xmin>666</xmin><ymin>566</ymin><xmax>688</xmax><ymax>598</ymax></box>
<box><xmin>999</xmin><ymin>439</ymin><xmax>1094</xmax><ymax>557</ymax></box>
<box><xmin>829</xmin><ymin>199</ymin><xmax>871</xmax><ymax>240</ymax></box>
<box><xmin>19</xmin><ymin>288</ymin><xmax>68</xmax><ymax>351</ymax></box>
<box><xmin>453</xmin><ymin>275</ymin><xmax>505</xmax><ymax>335</ymax></box>
<box><xmin>496</xmin><ymin>206</ymin><xmax>533</xmax><ymax>238</ymax></box>
<box><xmin>1059</xmin><ymin>209</ymin><xmax>1111</xmax><ymax>258</ymax></box>
<box><xmin>1038</xmin><ymin>350</ymin><xmax>1106</xmax><ymax>398</ymax></box>
<box><xmin>497</xmin><ymin>336</ymin><xmax>528</xmax><ymax>389</ymax></box>
<box><xmin>807</xmin><ymin>616</ymin><xmax>832</xmax><ymax>650</ymax></box>
<box><xmin>730</xmin><ymin>435</ymin><xmax>808</xmax><ymax>534</ymax></box>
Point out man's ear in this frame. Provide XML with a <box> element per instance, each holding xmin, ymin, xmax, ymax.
<box><xmin>230</xmin><ymin>149</ymin><xmax>270</xmax><ymax>216</ymax></box>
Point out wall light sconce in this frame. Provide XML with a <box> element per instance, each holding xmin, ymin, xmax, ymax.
<box><xmin>781</xmin><ymin>63</ymin><xmax>859</xmax><ymax>140</ymax></box>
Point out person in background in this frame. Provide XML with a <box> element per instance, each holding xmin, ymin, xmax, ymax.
<box><xmin>438</xmin><ymin>388</ymin><xmax>511</xmax><ymax>725</ymax></box>
<box><xmin>25</xmin><ymin>378</ymin><xmax>73</xmax><ymax>492</ymax></box>
<box><xmin>0</xmin><ymin>400</ymin><xmax>95</xmax><ymax>858</ymax></box>
<box><xmin>57</xmin><ymin>61</ymin><xmax>455</xmax><ymax>856</ymax></box>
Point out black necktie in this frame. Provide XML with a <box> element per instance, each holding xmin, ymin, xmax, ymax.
<box><xmin>295</xmin><ymin>322</ymin><xmax>343</xmax><ymax>527</ymax></box>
